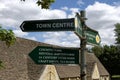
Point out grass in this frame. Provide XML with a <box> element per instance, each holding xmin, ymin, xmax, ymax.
<box><xmin>112</xmin><ymin>75</ymin><xmax>120</xmax><ymax>78</ymax></box>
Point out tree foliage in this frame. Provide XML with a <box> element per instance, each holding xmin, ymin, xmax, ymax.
<box><xmin>0</xmin><ymin>26</ymin><xmax>16</xmax><ymax>68</ymax></box>
<box><xmin>0</xmin><ymin>26</ymin><xmax>16</xmax><ymax>47</ymax></box>
<box><xmin>114</xmin><ymin>23</ymin><xmax>120</xmax><ymax>53</ymax></box>
<box><xmin>92</xmin><ymin>46</ymin><xmax>103</xmax><ymax>57</ymax></box>
<box><xmin>21</xmin><ymin>0</ymin><xmax>55</xmax><ymax>9</ymax></box>
<box><xmin>100</xmin><ymin>45</ymin><xmax>120</xmax><ymax>75</ymax></box>
<box><xmin>92</xmin><ymin>45</ymin><xmax>120</xmax><ymax>76</ymax></box>
<box><xmin>114</xmin><ymin>23</ymin><xmax>120</xmax><ymax>44</ymax></box>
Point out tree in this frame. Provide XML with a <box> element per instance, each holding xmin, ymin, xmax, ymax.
<box><xmin>92</xmin><ymin>45</ymin><xmax>120</xmax><ymax>76</ymax></box>
<box><xmin>114</xmin><ymin>23</ymin><xmax>120</xmax><ymax>52</ymax></box>
<box><xmin>114</xmin><ymin>23</ymin><xmax>120</xmax><ymax>44</ymax></box>
<box><xmin>99</xmin><ymin>45</ymin><xmax>119</xmax><ymax>75</ymax></box>
<box><xmin>91</xmin><ymin>46</ymin><xmax>103</xmax><ymax>57</ymax></box>
<box><xmin>21</xmin><ymin>0</ymin><xmax>55</xmax><ymax>9</ymax></box>
<box><xmin>0</xmin><ymin>26</ymin><xmax>16</xmax><ymax>68</ymax></box>
<box><xmin>0</xmin><ymin>26</ymin><xmax>16</xmax><ymax>47</ymax></box>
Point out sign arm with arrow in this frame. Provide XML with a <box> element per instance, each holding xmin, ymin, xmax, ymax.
<box><xmin>20</xmin><ymin>22</ymin><xmax>25</xmax><ymax>31</ymax></box>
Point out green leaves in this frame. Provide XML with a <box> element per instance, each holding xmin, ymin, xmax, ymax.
<box><xmin>114</xmin><ymin>23</ymin><xmax>120</xmax><ymax>44</ymax></box>
<box><xmin>92</xmin><ymin>46</ymin><xmax>103</xmax><ymax>57</ymax></box>
<box><xmin>21</xmin><ymin>0</ymin><xmax>55</xmax><ymax>9</ymax></box>
<box><xmin>36</xmin><ymin>0</ymin><xmax>42</xmax><ymax>6</ymax></box>
<box><xmin>0</xmin><ymin>26</ymin><xmax>16</xmax><ymax>47</ymax></box>
<box><xmin>92</xmin><ymin>45</ymin><xmax>120</xmax><ymax>76</ymax></box>
<box><xmin>0</xmin><ymin>26</ymin><xmax>16</xmax><ymax>69</ymax></box>
<box><xmin>36</xmin><ymin>0</ymin><xmax>55</xmax><ymax>9</ymax></box>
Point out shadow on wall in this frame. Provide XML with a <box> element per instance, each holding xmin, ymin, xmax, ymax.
<box><xmin>27</xmin><ymin>57</ymin><xmax>45</xmax><ymax>80</ymax></box>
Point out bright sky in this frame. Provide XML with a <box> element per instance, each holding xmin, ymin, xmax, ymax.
<box><xmin>0</xmin><ymin>0</ymin><xmax>120</xmax><ymax>47</ymax></box>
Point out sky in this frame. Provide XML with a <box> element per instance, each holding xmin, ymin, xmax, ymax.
<box><xmin>0</xmin><ymin>0</ymin><xmax>120</xmax><ymax>47</ymax></box>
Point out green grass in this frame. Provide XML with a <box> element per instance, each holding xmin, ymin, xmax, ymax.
<box><xmin>112</xmin><ymin>75</ymin><xmax>120</xmax><ymax>78</ymax></box>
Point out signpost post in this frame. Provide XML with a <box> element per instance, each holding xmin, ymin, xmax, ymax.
<box><xmin>29</xmin><ymin>46</ymin><xmax>79</xmax><ymax>64</ymax></box>
<box><xmin>79</xmin><ymin>11</ymin><xmax>87</xmax><ymax>80</ymax></box>
<box><xmin>75</xmin><ymin>11</ymin><xmax>101</xmax><ymax>80</ymax></box>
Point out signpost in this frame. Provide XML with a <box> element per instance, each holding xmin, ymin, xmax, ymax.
<box><xmin>75</xmin><ymin>11</ymin><xmax>100</xmax><ymax>80</ymax></box>
<box><xmin>29</xmin><ymin>46</ymin><xmax>79</xmax><ymax>64</ymax></box>
<box><xmin>20</xmin><ymin>18</ymin><xmax>75</xmax><ymax>32</ymax></box>
<box><xmin>20</xmin><ymin>17</ymin><xmax>101</xmax><ymax>46</ymax></box>
<box><xmin>20</xmin><ymin>10</ymin><xmax>101</xmax><ymax>80</ymax></box>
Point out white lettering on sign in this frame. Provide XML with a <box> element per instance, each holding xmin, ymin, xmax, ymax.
<box><xmin>36</xmin><ymin>24</ymin><xmax>51</xmax><ymax>28</ymax></box>
<box><xmin>39</xmin><ymin>52</ymin><xmax>53</xmax><ymax>55</ymax></box>
<box><xmin>39</xmin><ymin>48</ymin><xmax>53</xmax><ymax>52</ymax></box>
<box><xmin>42</xmin><ymin>56</ymin><xmax>58</xmax><ymax>59</ymax></box>
<box><xmin>36</xmin><ymin>22</ymin><xmax>74</xmax><ymax>29</ymax></box>
<box><xmin>38</xmin><ymin>60</ymin><xmax>59</xmax><ymax>63</ymax></box>
<box><xmin>86</xmin><ymin>33</ymin><xmax>96</xmax><ymax>39</ymax></box>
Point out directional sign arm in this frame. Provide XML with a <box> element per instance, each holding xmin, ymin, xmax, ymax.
<box><xmin>29</xmin><ymin>46</ymin><xmax>79</xmax><ymax>64</ymax></box>
<box><xmin>85</xmin><ymin>26</ymin><xmax>101</xmax><ymax>46</ymax></box>
<box><xmin>20</xmin><ymin>18</ymin><xmax>75</xmax><ymax>32</ymax></box>
<box><xmin>86</xmin><ymin>26</ymin><xmax>98</xmax><ymax>33</ymax></box>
